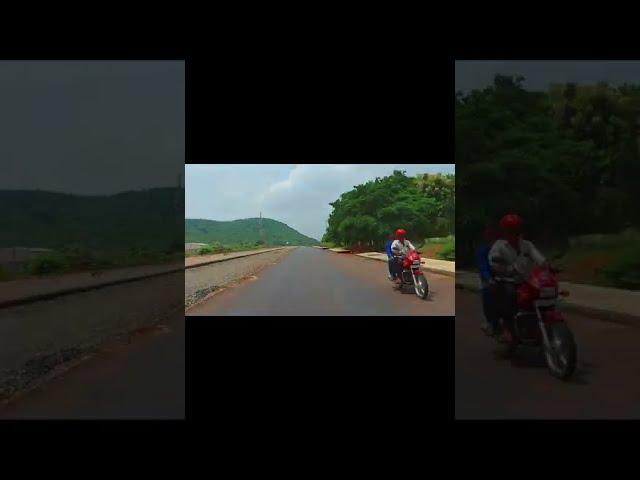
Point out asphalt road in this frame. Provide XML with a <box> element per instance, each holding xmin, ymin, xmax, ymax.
<box><xmin>455</xmin><ymin>289</ymin><xmax>640</xmax><ymax>419</ymax></box>
<box><xmin>187</xmin><ymin>247</ymin><xmax>454</xmax><ymax>316</ymax></box>
<box><xmin>0</xmin><ymin>312</ymin><xmax>184</xmax><ymax>420</ymax></box>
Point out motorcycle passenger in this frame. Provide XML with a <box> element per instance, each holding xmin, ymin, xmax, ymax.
<box><xmin>488</xmin><ymin>214</ymin><xmax>546</xmax><ymax>345</ymax></box>
<box><xmin>385</xmin><ymin>233</ymin><xmax>395</xmax><ymax>281</ymax></box>
<box><xmin>478</xmin><ymin>226</ymin><xmax>499</xmax><ymax>336</ymax></box>
<box><xmin>391</xmin><ymin>228</ymin><xmax>416</xmax><ymax>287</ymax></box>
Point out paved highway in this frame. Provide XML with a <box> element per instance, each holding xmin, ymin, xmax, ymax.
<box><xmin>455</xmin><ymin>289</ymin><xmax>640</xmax><ymax>419</ymax></box>
<box><xmin>187</xmin><ymin>247</ymin><xmax>454</xmax><ymax>316</ymax></box>
<box><xmin>0</xmin><ymin>311</ymin><xmax>184</xmax><ymax>419</ymax></box>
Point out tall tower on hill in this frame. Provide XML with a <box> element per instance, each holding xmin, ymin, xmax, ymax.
<box><xmin>259</xmin><ymin>211</ymin><xmax>267</xmax><ymax>245</ymax></box>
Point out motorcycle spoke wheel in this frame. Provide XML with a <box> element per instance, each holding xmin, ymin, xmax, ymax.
<box><xmin>414</xmin><ymin>276</ymin><xmax>428</xmax><ymax>299</ymax></box>
<box><xmin>544</xmin><ymin>324</ymin><xmax>577</xmax><ymax>380</ymax></box>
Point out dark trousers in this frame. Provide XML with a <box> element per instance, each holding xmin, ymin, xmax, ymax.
<box><xmin>481</xmin><ymin>284</ymin><xmax>498</xmax><ymax>329</ymax></box>
<box><xmin>387</xmin><ymin>257</ymin><xmax>393</xmax><ymax>275</ymax></box>
<box><xmin>494</xmin><ymin>281</ymin><xmax>518</xmax><ymax>333</ymax></box>
<box><xmin>390</xmin><ymin>256</ymin><xmax>403</xmax><ymax>278</ymax></box>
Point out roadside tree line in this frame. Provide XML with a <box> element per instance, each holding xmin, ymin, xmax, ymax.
<box><xmin>322</xmin><ymin>170</ymin><xmax>454</xmax><ymax>258</ymax></box>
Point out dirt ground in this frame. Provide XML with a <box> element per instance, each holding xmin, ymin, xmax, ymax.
<box><xmin>556</xmin><ymin>251</ymin><xmax>613</xmax><ymax>285</ymax></box>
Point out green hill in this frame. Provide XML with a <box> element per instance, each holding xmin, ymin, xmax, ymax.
<box><xmin>0</xmin><ymin>188</ymin><xmax>184</xmax><ymax>251</ymax></box>
<box><xmin>185</xmin><ymin>218</ymin><xmax>318</xmax><ymax>246</ymax></box>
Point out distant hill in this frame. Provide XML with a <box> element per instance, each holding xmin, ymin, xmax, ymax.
<box><xmin>0</xmin><ymin>188</ymin><xmax>184</xmax><ymax>251</ymax></box>
<box><xmin>185</xmin><ymin>218</ymin><xmax>318</xmax><ymax>246</ymax></box>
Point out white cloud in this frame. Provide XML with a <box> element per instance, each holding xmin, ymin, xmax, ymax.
<box><xmin>185</xmin><ymin>164</ymin><xmax>454</xmax><ymax>240</ymax></box>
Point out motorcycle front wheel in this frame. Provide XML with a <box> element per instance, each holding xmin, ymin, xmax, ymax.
<box><xmin>544</xmin><ymin>323</ymin><xmax>577</xmax><ymax>380</ymax></box>
<box><xmin>414</xmin><ymin>275</ymin><xmax>428</xmax><ymax>299</ymax></box>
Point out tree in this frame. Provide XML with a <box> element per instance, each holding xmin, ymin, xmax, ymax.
<box><xmin>456</xmin><ymin>73</ymin><xmax>640</xmax><ymax>266</ymax></box>
<box><xmin>324</xmin><ymin>171</ymin><xmax>455</xmax><ymax>250</ymax></box>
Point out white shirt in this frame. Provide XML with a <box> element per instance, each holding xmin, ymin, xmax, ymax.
<box><xmin>488</xmin><ymin>238</ymin><xmax>546</xmax><ymax>283</ymax></box>
<box><xmin>391</xmin><ymin>239</ymin><xmax>416</xmax><ymax>257</ymax></box>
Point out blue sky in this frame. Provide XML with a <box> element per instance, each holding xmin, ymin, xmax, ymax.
<box><xmin>185</xmin><ymin>164</ymin><xmax>455</xmax><ymax>240</ymax></box>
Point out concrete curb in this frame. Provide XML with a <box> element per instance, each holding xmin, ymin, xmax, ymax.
<box><xmin>0</xmin><ymin>266</ymin><xmax>185</xmax><ymax>310</ymax></box>
<box><xmin>455</xmin><ymin>276</ymin><xmax>640</xmax><ymax>328</ymax></box>
<box><xmin>1</xmin><ymin>247</ymin><xmax>295</xmax><ymax>310</ymax></box>
<box><xmin>353</xmin><ymin>253</ymin><xmax>456</xmax><ymax>277</ymax></box>
<box><xmin>185</xmin><ymin>247</ymin><xmax>290</xmax><ymax>270</ymax></box>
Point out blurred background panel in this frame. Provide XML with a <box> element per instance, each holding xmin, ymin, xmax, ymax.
<box><xmin>0</xmin><ymin>61</ymin><xmax>184</xmax><ymax>419</ymax></box>
<box><xmin>456</xmin><ymin>60</ymin><xmax>640</xmax><ymax>288</ymax></box>
<box><xmin>455</xmin><ymin>60</ymin><xmax>640</xmax><ymax>419</ymax></box>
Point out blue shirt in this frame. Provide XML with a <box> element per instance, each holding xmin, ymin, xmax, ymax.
<box><xmin>385</xmin><ymin>240</ymin><xmax>393</xmax><ymax>258</ymax></box>
<box><xmin>477</xmin><ymin>242</ymin><xmax>493</xmax><ymax>284</ymax></box>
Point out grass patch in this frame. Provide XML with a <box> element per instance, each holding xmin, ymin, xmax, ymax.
<box><xmin>197</xmin><ymin>245</ymin><xmax>217</xmax><ymax>255</ymax></box>
<box><xmin>600</xmin><ymin>251</ymin><xmax>640</xmax><ymax>290</ymax></box>
<box><xmin>417</xmin><ymin>235</ymin><xmax>455</xmax><ymax>260</ymax></box>
<box><xmin>0</xmin><ymin>246</ymin><xmax>184</xmax><ymax>282</ymax></box>
<box><xmin>29</xmin><ymin>252</ymin><xmax>70</xmax><ymax>275</ymax></box>
<box><xmin>0</xmin><ymin>265</ymin><xmax>14</xmax><ymax>281</ymax></box>
<box><xmin>21</xmin><ymin>247</ymin><xmax>183</xmax><ymax>278</ymax></box>
<box><xmin>420</xmin><ymin>235</ymin><xmax>455</xmax><ymax>245</ymax></box>
<box><xmin>436</xmin><ymin>239</ymin><xmax>455</xmax><ymax>261</ymax></box>
<box><xmin>554</xmin><ymin>236</ymin><xmax>640</xmax><ymax>289</ymax></box>
<box><xmin>189</xmin><ymin>242</ymin><xmax>284</xmax><ymax>257</ymax></box>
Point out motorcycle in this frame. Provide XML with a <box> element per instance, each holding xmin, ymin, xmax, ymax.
<box><xmin>391</xmin><ymin>250</ymin><xmax>429</xmax><ymax>299</ymax></box>
<box><xmin>496</xmin><ymin>265</ymin><xmax>577</xmax><ymax>380</ymax></box>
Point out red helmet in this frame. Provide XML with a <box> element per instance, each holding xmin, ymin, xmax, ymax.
<box><xmin>500</xmin><ymin>214</ymin><xmax>522</xmax><ymax>233</ymax></box>
<box><xmin>395</xmin><ymin>228</ymin><xmax>407</xmax><ymax>238</ymax></box>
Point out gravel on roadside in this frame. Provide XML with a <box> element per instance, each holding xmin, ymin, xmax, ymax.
<box><xmin>0</xmin><ymin>272</ymin><xmax>184</xmax><ymax>401</ymax></box>
<box><xmin>185</xmin><ymin>247</ymin><xmax>296</xmax><ymax>309</ymax></box>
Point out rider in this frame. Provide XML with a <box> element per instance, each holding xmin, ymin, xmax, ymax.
<box><xmin>478</xmin><ymin>225</ymin><xmax>498</xmax><ymax>336</ymax></box>
<box><xmin>488</xmin><ymin>214</ymin><xmax>547</xmax><ymax>345</ymax></box>
<box><xmin>385</xmin><ymin>232</ymin><xmax>395</xmax><ymax>281</ymax></box>
<box><xmin>391</xmin><ymin>228</ymin><xmax>416</xmax><ymax>286</ymax></box>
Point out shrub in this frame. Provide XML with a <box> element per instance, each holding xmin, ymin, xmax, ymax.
<box><xmin>197</xmin><ymin>245</ymin><xmax>215</xmax><ymax>255</ymax></box>
<box><xmin>600</xmin><ymin>252</ymin><xmax>640</xmax><ymax>290</ymax></box>
<box><xmin>436</xmin><ymin>239</ymin><xmax>455</xmax><ymax>261</ymax></box>
<box><xmin>29</xmin><ymin>253</ymin><xmax>70</xmax><ymax>275</ymax></box>
<box><xmin>0</xmin><ymin>265</ymin><xmax>11</xmax><ymax>281</ymax></box>
<box><xmin>60</xmin><ymin>246</ymin><xmax>94</xmax><ymax>270</ymax></box>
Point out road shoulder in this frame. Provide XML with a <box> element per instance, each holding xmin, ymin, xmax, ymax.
<box><xmin>456</xmin><ymin>270</ymin><xmax>640</xmax><ymax>327</ymax></box>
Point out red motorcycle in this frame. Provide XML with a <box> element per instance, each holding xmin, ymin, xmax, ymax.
<box><xmin>392</xmin><ymin>250</ymin><xmax>429</xmax><ymax>299</ymax></box>
<box><xmin>500</xmin><ymin>265</ymin><xmax>577</xmax><ymax>380</ymax></box>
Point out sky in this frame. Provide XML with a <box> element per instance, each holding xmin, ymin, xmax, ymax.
<box><xmin>0</xmin><ymin>61</ymin><xmax>184</xmax><ymax>195</ymax></box>
<box><xmin>455</xmin><ymin>60</ymin><xmax>640</xmax><ymax>93</ymax></box>
<box><xmin>185</xmin><ymin>164</ymin><xmax>455</xmax><ymax>240</ymax></box>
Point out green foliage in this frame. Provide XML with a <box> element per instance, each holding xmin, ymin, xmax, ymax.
<box><xmin>185</xmin><ymin>218</ymin><xmax>317</xmax><ymax>246</ymax></box>
<box><xmin>323</xmin><ymin>171</ymin><xmax>455</xmax><ymax>250</ymax></box>
<box><xmin>0</xmin><ymin>265</ymin><xmax>11</xmax><ymax>281</ymax></box>
<box><xmin>197</xmin><ymin>246</ymin><xmax>216</xmax><ymax>255</ymax></box>
<box><xmin>456</xmin><ymin>74</ymin><xmax>640</xmax><ymax>273</ymax></box>
<box><xmin>29</xmin><ymin>252</ymin><xmax>70</xmax><ymax>276</ymax></box>
<box><xmin>421</xmin><ymin>235</ymin><xmax>455</xmax><ymax>244</ymax></box>
<box><xmin>0</xmin><ymin>188</ymin><xmax>184</xmax><ymax>252</ymax></box>
<box><xmin>436</xmin><ymin>239</ymin><xmax>455</xmax><ymax>261</ymax></box>
<box><xmin>600</xmin><ymin>251</ymin><xmax>640</xmax><ymax>289</ymax></box>
<box><xmin>0</xmin><ymin>188</ymin><xmax>185</xmax><ymax>276</ymax></box>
